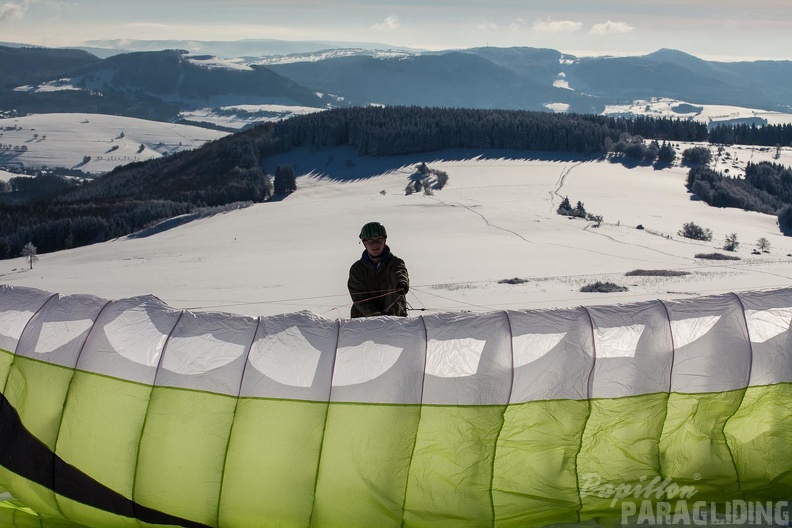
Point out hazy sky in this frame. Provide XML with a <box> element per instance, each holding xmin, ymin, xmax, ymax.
<box><xmin>1</xmin><ymin>0</ymin><xmax>790</xmax><ymax>60</ymax></box>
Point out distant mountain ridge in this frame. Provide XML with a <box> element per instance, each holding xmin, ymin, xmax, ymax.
<box><xmin>83</xmin><ymin>50</ymin><xmax>325</xmax><ymax>106</ymax></box>
<box><xmin>565</xmin><ymin>49</ymin><xmax>792</xmax><ymax>110</ymax></box>
<box><xmin>0</xmin><ymin>47</ymin><xmax>328</xmax><ymax>124</ymax></box>
<box><xmin>264</xmin><ymin>51</ymin><xmax>586</xmax><ymax>111</ymax></box>
<box><xmin>81</xmin><ymin>38</ymin><xmax>420</xmax><ymax>59</ymax></box>
<box><xmin>0</xmin><ymin>42</ymin><xmax>790</xmax><ymax>128</ymax></box>
<box><xmin>0</xmin><ymin>46</ymin><xmax>100</xmax><ymax>88</ymax></box>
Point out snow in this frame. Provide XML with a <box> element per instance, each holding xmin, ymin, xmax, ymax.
<box><xmin>544</xmin><ymin>103</ymin><xmax>570</xmax><ymax>112</ymax></box>
<box><xmin>710</xmin><ymin>142</ymin><xmax>792</xmax><ymax>175</ymax></box>
<box><xmin>603</xmin><ymin>98</ymin><xmax>792</xmax><ymax>127</ymax></box>
<box><xmin>252</xmin><ymin>49</ymin><xmax>417</xmax><ymax>66</ymax></box>
<box><xmin>0</xmin><ymin>168</ymin><xmax>28</xmax><ymax>182</ymax></box>
<box><xmin>13</xmin><ymin>79</ymin><xmax>83</xmax><ymax>93</ymax></box>
<box><xmin>3</xmin><ymin>144</ymin><xmax>792</xmax><ymax>320</ymax></box>
<box><xmin>179</xmin><ymin>104</ymin><xmax>325</xmax><ymax>130</ymax></box>
<box><xmin>552</xmin><ymin>73</ymin><xmax>572</xmax><ymax>91</ymax></box>
<box><xmin>185</xmin><ymin>55</ymin><xmax>253</xmax><ymax>71</ymax></box>
<box><xmin>0</xmin><ymin>113</ymin><xmax>228</xmax><ymax>173</ymax></box>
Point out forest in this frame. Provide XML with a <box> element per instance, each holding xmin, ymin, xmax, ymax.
<box><xmin>685</xmin><ymin>161</ymin><xmax>792</xmax><ymax>234</ymax></box>
<box><xmin>1</xmin><ymin>106</ymin><xmax>790</xmax><ymax>260</ymax></box>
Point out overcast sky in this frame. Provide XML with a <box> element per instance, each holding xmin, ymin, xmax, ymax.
<box><xmin>1</xmin><ymin>0</ymin><xmax>790</xmax><ymax>60</ymax></box>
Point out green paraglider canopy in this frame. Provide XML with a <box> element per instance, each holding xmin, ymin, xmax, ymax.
<box><xmin>0</xmin><ymin>284</ymin><xmax>791</xmax><ymax>527</ymax></box>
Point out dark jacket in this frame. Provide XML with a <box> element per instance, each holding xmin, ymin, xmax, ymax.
<box><xmin>348</xmin><ymin>245</ymin><xmax>409</xmax><ymax>318</ymax></box>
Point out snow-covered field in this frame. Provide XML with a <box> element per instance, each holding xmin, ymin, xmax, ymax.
<box><xmin>603</xmin><ymin>98</ymin><xmax>792</xmax><ymax>127</ymax></box>
<box><xmin>0</xmin><ymin>168</ymin><xmax>26</xmax><ymax>182</ymax></box>
<box><xmin>179</xmin><ymin>104</ymin><xmax>325</xmax><ymax>130</ymax></box>
<box><xmin>3</xmin><ymin>98</ymin><xmax>789</xmax><ymax>173</ymax></box>
<box><xmin>2</xmin><ymin>143</ymin><xmax>791</xmax><ymax>320</ymax></box>
<box><xmin>0</xmin><ymin>113</ymin><xmax>229</xmax><ymax>174</ymax></box>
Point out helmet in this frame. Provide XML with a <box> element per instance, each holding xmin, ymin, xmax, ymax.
<box><xmin>359</xmin><ymin>221</ymin><xmax>387</xmax><ymax>240</ymax></box>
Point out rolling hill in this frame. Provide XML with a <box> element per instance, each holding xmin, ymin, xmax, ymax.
<box><xmin>2</xmin><ymin>44</ymin><xmax>791</xmax><ymax>127</ymax></box>
<box><xmin>0</xmin><ymin>113</ymin><xmax>229</xmax><ymax>174</ymax></box>
<box><xmin>2</xmin><ymin>142</ymin><xmax>791</xmax><ymax>318</ymax></box>
<box><xmin>0</xmin><ymin>47</ymin><xmax>329</xmax><ymax>125</ymax></box>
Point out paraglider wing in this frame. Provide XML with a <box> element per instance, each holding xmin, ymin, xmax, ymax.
<box><xmin>0</xmin><ymin>284</ymin><xmax>790</xmax><ymax>527</ymax></box>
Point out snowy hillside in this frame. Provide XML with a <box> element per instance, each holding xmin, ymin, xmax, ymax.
<box><xmin>179</xmin><ymin>104</ymin><xmax>325</xmax><ymax>130</ymax></box>
<box><xmin>0</xmin><ymin>113</ymin><xmax>228</xmax><ymax>173</ymax></box>
<box><xmin>602</xmin><ymin>98</ymin><xmax>792</xmax><ymax>127</ymax></box>
<box><xmin>0</xmin><ymin>168</ymin><xmax>24</xmax><ymax>182</ymax></box>
<box><xmin>251</xmin><ymin>48</ymin><xmax>418</xmax><ymax>66</ymax></box>
<box><xmin>3</xmin><ymin>144</ymin><xmax>791</xmax><ymax>319</ymax></box>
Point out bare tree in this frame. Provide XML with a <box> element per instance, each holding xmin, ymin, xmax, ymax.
<box><xmin>22</xmin><ymin>242</ymin><xmax>38</xmax><ymax>269</ymax></box>
<box><xmin>756</xmin><ymin>237</ymin><xmax>771</xmax><ymax>253</ymax></box>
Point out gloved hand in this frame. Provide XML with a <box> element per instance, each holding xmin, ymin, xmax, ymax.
<box><xmin>396</xmin><ymin>283</ymin><xmax>409</xmax><ymax>295</ymax></box>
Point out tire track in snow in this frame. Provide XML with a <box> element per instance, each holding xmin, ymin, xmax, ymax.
<box><xmin>426</xmin><ymin>191</ymin><xmax>669</xmax><ymax>264</ymax></box>
<box><xmin>549</xmin><ymin>161</ymin><xmax>585</xmax><ymax>210</ymax></box>
<box><xmin>582</xmin><ymin>223</ymin><xmax>698</xmax><ymax>263</ymax></box>
<box><xmin>548</xmin><ymin>160</ymin><xmax>698</xmax><ymax>263</ymax></box>
<box><xmin>441</xmin><ymin>198</ymin><xmax>534</xmax><ymax>243</ymax></box>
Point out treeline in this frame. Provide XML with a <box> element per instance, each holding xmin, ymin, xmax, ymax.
<box><xmin>59</xmin><ymin>131</ymin><xmax>281</xmax><ymax>204</ymax></box>
<box><xmin>0</xmin><ymin>106</ymin><xmax>784</xmax><ymax>260</ymax></box>
<box><xmin>272</xmin><ymin>107</ymin><xmax>709</xmax><ymax>156</ymax></box>
<box><xmin>686</xmin><ymin>161</ymin><xmax>792</xmax><ymax>231</ymax></box>
<box><xmin>0</xmin><ymin>129</ymin><xmax>285</xmax><ymax>260</ymax></box>
<box><xmin>0</xmin><ymin>200</ymin><xmax>194</xmax><ymax>258</ymax></box>
<box><xmin>709</xmin><ymin>122</ymin><xmax>792</xmax><ymax>147</ymax></box>
<box><xmin>608</xmin><ymin>135</ymin><xmax>677</xmax><ymax>165</ymax></box>
<box><xmin>1</xmin><ymin>173</ymin><xmax>78</xmax><ymax>201</ymax></box>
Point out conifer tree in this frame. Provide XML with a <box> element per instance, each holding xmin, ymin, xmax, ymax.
<box><xmin>557</xmin><ymin>196</ymin><xmax>572</xmax><ymax>215</ymax></box>
<box><xmin>723</xmin><ymin>233</ymin><xmax>740</xmax><ymax>252</ymax></box>
<box><xmin>274</xmin><ymin>165</ymin><xmax>297</xmax><ymax>195</ymax></box>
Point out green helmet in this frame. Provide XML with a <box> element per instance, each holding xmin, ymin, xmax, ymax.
<box><xmin>359</xmin><ymin>221</ymin><xmax>387</xmax><ymax>240</ymax></box>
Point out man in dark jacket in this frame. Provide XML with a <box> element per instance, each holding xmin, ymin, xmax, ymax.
<box><xmin>348</xmin><ymin>221</ymin><xmax>410</xmax><ymax>318</ymax></box>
